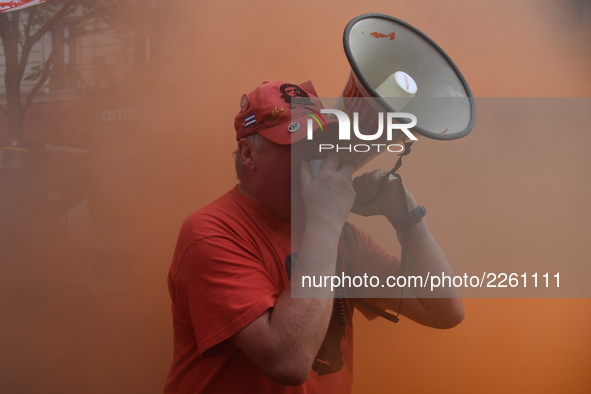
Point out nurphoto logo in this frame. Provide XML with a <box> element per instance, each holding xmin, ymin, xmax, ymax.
<box><xmin>306</xmin><ymin>109</ymin><xmax>417</xmax><ymax>154</ymax></box>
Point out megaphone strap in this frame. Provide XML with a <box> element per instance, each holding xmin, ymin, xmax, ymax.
<box><xmin>354</xmin><ymin>299</ymin><xmax>400</xmax><ymax>323</ymax></box>
<box><xmin>391</xmin><ymin>140</ymin><xmax>413</xmax><ymax>174</ymax></box>
<box><xmin>376</xmin><ymin>140</ymin><xmax>413</xmax><ymax>197</ymax></box>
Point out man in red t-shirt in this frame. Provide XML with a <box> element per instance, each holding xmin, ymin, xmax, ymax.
<box><xmin>165</xmin><ymin>80</ymin><xmax>465</xmax><ymax>393</ymax></box>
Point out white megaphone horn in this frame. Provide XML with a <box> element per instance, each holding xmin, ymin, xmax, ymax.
<box><xmin>325</xmin><ymin>13</ymin><xmax>476</xmax><ymax>171</ymax></box>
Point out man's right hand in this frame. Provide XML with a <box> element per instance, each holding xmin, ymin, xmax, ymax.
<box><xmin>299</xmin><ymin>152</ymin><xmax>356</xmax><ymax>232</ymax></box>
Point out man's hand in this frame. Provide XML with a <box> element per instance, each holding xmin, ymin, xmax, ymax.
<box><xmin>351</xmin><ymin>169</ymin><xmax>417</xmax><ymax>224</ymax></box>
<box><xmin>300</xmin><ymin>152</ymin><xmax>356</xmax><ymax>232</ymax></box>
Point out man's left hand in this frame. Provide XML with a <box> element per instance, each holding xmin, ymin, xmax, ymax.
<box><xmin>351</xmin><ymin>169</ymin><xmax>417</xmax><ymax>223</ymax></box>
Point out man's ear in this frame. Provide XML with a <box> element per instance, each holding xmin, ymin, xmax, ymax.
<box><xmin>237</xmin><ymin>139</ymin><xmax>256</xmax><ymax>171</ymax></box>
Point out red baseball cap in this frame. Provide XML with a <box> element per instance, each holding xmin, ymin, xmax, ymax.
<box><xmin>234</xmin><ymin>80</ymin><xmax>336</xmax><ymax>145</ymax></box>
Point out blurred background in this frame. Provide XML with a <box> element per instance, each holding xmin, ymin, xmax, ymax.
<box><xmin>0</xmin><ymin>0</ymin><xmax>589</xmax><ymax>392</ymax></box>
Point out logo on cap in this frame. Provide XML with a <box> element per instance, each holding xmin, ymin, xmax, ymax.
<box><xmin>288</xmin><ymin>122</ymin><xmax>300</xmax><ymax>133</ymax></box>
<box><xmin>240</xmin><ymin>94</ymin><xmax>249</xmax><ymax>112</ymax></box>
<box><xmin>279</xmin><ymin>83</ymin><xmax>314</xmax><ymax>108</ymax></box>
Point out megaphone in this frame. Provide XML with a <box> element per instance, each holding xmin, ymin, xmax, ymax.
<box><xmin>331</xmin><ymin>13</ymin><xmax>476</xmax><ymax>170</ymax></box>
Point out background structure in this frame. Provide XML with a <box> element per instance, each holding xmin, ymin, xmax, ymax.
<box><xmin>0</xmin><ymin>0</ymin><xmax>590</xmax><ymax>392</ymax></box>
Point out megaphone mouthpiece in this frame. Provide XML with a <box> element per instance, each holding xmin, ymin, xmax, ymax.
<box><xmin>375</xmin><ymin>71</ymin><xmax>418</xmax><ymax>111</ymax></box>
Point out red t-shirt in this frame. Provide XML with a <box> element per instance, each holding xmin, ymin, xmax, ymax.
<box><xmin>165</xmin><ymin>187</ymin><xmax>397</xmax><ymax>393</ymax></box>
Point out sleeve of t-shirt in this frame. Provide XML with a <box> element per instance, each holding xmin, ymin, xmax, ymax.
<box><xmin>176</xmin><ymin>236</ymin><xmax>279</xmax><ymax>356</ymax></box>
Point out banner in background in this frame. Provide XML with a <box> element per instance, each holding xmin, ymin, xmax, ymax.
<box><xmin>0</xmin><ymin>0</ymin><xmax>48</xmax><ymax>13</ymax></box>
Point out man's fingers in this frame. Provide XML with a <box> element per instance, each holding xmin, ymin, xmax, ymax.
<box><xmin>313</xmin><ymin>152</ymin><xmax>337</xmax><ymax>176</ymax></box>
<box><xmin>353</xmin><ymin>169</ymin><xmax>388</xmax><ymax>202</ymax></box>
